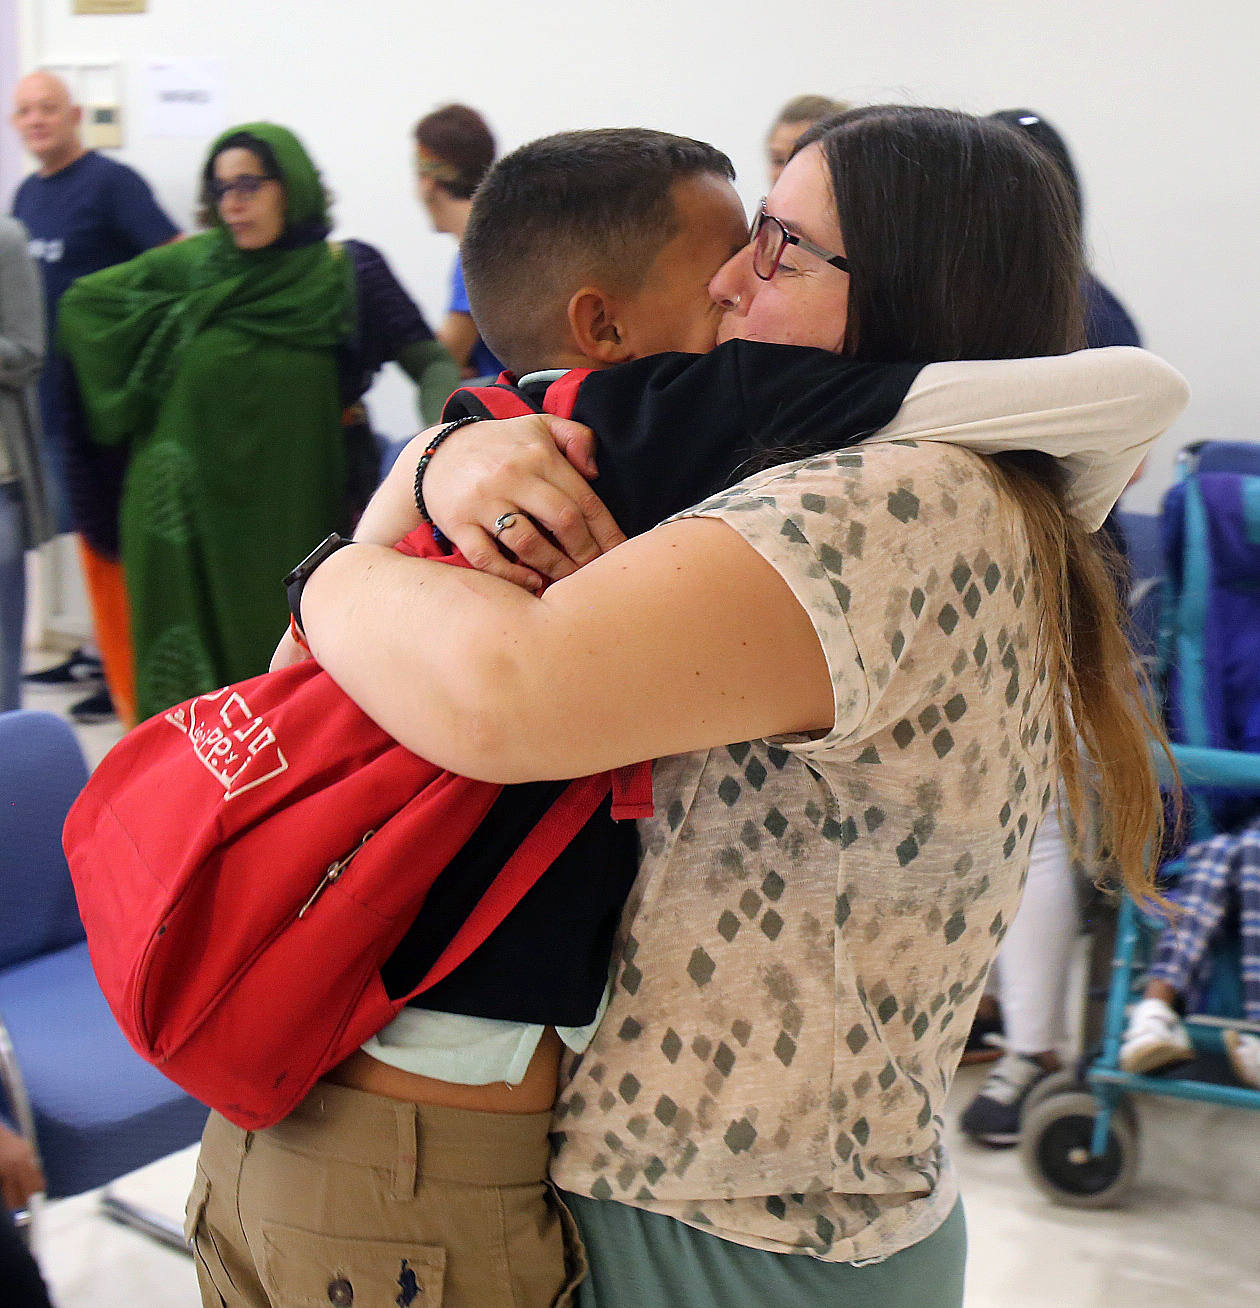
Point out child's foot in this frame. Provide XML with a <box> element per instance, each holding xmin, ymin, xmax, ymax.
<box><xmin>1119</xmin><ymin>996</ymin><xmax>1194</xmax><ymax>1074</ymax></box>
<box><xmin>1223</xmin><ymin>1030</ymin><xmax>1260</xmax><ymax>1089</ymax></box>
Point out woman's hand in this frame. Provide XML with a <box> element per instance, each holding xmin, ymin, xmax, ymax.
<box><xmin>421</xmin><ymin>414</ymin><xmax>627</xmax><ymax>586</ymax></box>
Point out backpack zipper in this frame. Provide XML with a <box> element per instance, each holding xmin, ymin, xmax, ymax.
<box><xmin>298</xmin><ymin>829</ymin><xmax>376</xmax><ymax>918</ymax></box>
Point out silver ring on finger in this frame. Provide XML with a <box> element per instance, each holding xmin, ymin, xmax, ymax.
<box><xmin>493</xmin><ymin>511</ymin><xmax>520</xmax><ymax>540</ymax></box>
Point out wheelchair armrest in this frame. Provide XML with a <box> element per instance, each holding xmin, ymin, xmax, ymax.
<box><xmin>1160</xmin><ymin>744</ymin><xmax>1260</xmax><ymax>791</ymax></box>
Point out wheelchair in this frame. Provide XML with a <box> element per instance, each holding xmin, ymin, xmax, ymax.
<box><xmin>1020</xmin><ymin>442</ymin><xmax>1260</xmax><ymax>1207</ymax></box>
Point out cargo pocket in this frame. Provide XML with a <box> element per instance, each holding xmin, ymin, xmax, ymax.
<box><xmin>184</xmin><ymin>1167</ymin><xmax>237</xmax><ymax>1306</ymax></box>
<box><xmin>549</xmin><ymin>1186</ymin><xmax>589</xmax><ymax>1308</ymax></box>
<box><xmin>259</xmin><ymin>1222</ymin><xmax>446</xmax><ymax>1307</ymax></box>
<box><xmin>183</xmin><ymin>1167</ymin><xmax>210</xmax><ymax>1245</ymax></box>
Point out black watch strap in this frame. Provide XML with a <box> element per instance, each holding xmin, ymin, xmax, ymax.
<box><xmin>283</xmin><ymin>532</ymin><xmax>355</xmax><ymax>635</ymax></box>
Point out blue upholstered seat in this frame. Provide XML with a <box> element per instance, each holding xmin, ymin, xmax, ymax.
<box><xmin>0</xmin><ymin>942</ymin><xmax>208</xmax><ymax>1196</ymax></box>
<box><xmin>0</xmin><ymin>710</ymin><xmax>208</xmax><ymax>1201</ymax></box>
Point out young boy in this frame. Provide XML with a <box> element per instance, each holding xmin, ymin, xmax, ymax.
<box><xmin>189</xmin><ymin>128</ymin><xmax>1180</xmax><ymax>1308</ymax></box>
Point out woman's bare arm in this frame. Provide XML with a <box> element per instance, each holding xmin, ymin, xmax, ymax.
<box><xmin>415</xmin><ymin>347</ymin><xmax>1188</xmax><ymax>572</ymax></box>
<box><xmin>302</xmin><ymin>515</ymin><xmax>833</xmax><ymax>782</ymax></box>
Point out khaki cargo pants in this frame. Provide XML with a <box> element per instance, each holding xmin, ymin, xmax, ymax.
<box><xmin>185</xmin><ymin>1082</ymin><xmax>585</xmax><ymax>1307</ymax></box>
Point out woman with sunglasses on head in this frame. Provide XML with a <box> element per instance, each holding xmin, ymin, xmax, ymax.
<box><xmin>290</xmin><ymin>107</ymin><xmax>1186</xmax><ymax>1306</ymax></box>
<box><xmin>58</xmin><ymin>123</ymin><xmax>458</xmax><ymax>723</ymax></box>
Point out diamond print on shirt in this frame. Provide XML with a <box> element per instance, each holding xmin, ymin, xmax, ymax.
<box><xmin>553</xmin><ymin>442</ymin><xmax>1054</xmax><ymax>1265</ymax></box>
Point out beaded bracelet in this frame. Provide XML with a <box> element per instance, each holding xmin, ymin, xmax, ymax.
<box><xmin>413</xmin><ymin>415</ymin><xmax>482</xmax><ymax>525</ymax></box>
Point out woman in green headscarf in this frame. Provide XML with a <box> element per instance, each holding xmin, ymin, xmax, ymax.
<box><xmin>60</xmin><ymin>123</ymin><xmax>457</xmax><ymax>721</ymax></box>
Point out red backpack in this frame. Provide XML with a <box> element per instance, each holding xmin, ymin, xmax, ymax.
<box><xmin>63</xmin><ymin>374</ymin><xmax>651</xmax><ymax>1131</ymax></box>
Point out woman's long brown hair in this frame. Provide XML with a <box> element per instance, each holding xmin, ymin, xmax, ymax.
<box><xmin>800</xmin><ymin>106</ymin><xmax>1170</xmax><ymax>902</ymax></box>
<box><xmin>993</xmin><ymin>451</ymin><xmax>1171</xmax><ymax>905</ymax></box>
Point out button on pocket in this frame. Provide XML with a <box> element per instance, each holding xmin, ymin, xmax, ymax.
<box><xmin>260</xmin><ymin>1221</ymin><xmax>445</xmax><ymax>1306</ymax></box>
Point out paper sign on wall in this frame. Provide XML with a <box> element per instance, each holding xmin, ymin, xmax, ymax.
<box><xmin>143</xmin><ymin>59</ymin><xmax>227</xmax><ymax>138</ymax></box>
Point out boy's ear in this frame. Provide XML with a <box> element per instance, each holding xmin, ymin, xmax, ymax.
<box><xmin>567</xmin><ymin>286</ymin><xmax>635</xmax><ymax>365</ymax></box>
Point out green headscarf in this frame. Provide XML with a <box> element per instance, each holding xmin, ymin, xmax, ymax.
<box><xmin>58</xmin><ymin>123</ymin><xmax>358</xmax><ymax>720</ymax></box>
<box><xmin>60</xmin><ymin>122</ymin><xmax>355</xmax><ymax>440</ymax></box>
<box><xmin>204</xmin><ymin>121</ymin><xmax>330</xmax><ymax>240</ymax></box>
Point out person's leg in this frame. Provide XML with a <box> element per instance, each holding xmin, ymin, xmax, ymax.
<box><xmin>76</xmin><ymin>538</ymin><xmax>135</xmax><ymax>726</ymax></box>
<box><xmin>1239</xmin><ymin>827</ymin><xmax>1260</xmax><ymax>1026</ymax></box>
<box><xmin>996</xmin><ymin>802</ymin><xmax>1079</xmax><ymax>1061</ymax></box>
<box><xmin>961</xmin><ymin>803</ymin><xmax>1077</xmax><ymax>1143</ymax></box>
<box><xmin>0</xmin><ymin>487</ymin><xmax>25</xmax><ymax>713</ymax></box>
<box><xmin>564</xmin><ymin>1193</ymin><xmax>965</xmax><ymax>1308</ymax></box>
<box><xmin>1223</xmin><ymin>828</ymin><xmax>1260</xmax><ymax>1087</ymax></box>
<box><xmin>1122</xmin><ymin>832</ymin><xmax>1236</xmax><ymax>1074</ymax></box>
<box><xmin>1146</xmin><ymin>831</ymin><xmax>1235</xmax><ymax>998</ymax></box>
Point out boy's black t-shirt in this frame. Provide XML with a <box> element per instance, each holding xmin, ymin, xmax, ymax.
<box><xmin>383</xmin><ymin>341</ymin><xmax>922</xmax><ymax>1027</ymax></box>
<box><xmin>459</xmin><ymin>341</ymin><xmax>922</xmax><ymax>536</ymax></box>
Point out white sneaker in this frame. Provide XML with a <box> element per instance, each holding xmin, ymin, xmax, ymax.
<box><xmin>1120</xmin><ymin>996</ymin><xmax>1194</xmax><ymax>1074</ymax></box>
<box><xmin>1223</xmin><ymin>1030</ymin><xmax>1260</xmax><ymax>1089</ymax></box>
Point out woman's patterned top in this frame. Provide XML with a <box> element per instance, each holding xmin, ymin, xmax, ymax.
<box><xmin>552</xmin><ymin>439</ymin><xmax>1056</xmax><ymax>1263</ymax></box>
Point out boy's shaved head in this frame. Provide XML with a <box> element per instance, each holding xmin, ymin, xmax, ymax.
<box><xmin>462</xmin><ymin>128</ymin><xmax>736</xmax><ymax>375</ymax></box>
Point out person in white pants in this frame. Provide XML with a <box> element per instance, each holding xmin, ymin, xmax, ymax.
<box><xmin>960</xmin><ymin>797</ymin><xmax>1081</xmax><ymax>1145</ymax></box>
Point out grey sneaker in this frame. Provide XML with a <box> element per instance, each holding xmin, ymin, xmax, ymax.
<box><xmin>24</xmin><ymin>646</ymin><xmax>104</xmax><ymax>685</ymax></box>
<box><xmin>69</xmin><ymin>685</ymin><xmax>116</xmax><ymax>725</ymax></box>
<box><xmin>959</xmin><ymin>1052</ymin><xmax>1051</xmax><ymax>1146</ymax></box>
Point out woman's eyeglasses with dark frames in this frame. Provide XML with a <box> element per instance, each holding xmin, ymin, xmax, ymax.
<box><xmin>750</xmin><ymin>201</ymin><xmax>850</xmax><ymax>280</ymax></box>
<box><xmin>208</xmin><ymin>174</ymin><xmax>276</xmax><ymax>203</ymax></box>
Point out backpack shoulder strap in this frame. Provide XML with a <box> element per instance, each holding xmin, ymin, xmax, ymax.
<box><xmin>443</xmin><ymin>379</ymin><xmax>543</xmax><ymax>421</ymax></box>
<box><xmin>444</xmin><ymin>369</ymin><xmax>595</xmax><ymax>424</ymax></box>
<box><xmin>542</xmin><ymin>369</ymin><xmax>595</xmax><ymax>420</ymax></box>
<box><xmin>610</xmin><ymin>763</ymin><xmax>653</xmax><ymax>819</ymax></box>
<box><xmin>411</xmin><ymin>771</ymin><xmax>613</xmax><ymax>994</ymax></box>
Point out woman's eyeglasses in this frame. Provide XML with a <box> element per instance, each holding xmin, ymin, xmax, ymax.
<box><xmin>750</xmin><ymin>201</ymin><xmax>850</xmax><ymax>280</ymax></box>
<box><xmin>207</xmin><ymin>174</ymin><xmax>275</xmax><ymax>203</ymax></box>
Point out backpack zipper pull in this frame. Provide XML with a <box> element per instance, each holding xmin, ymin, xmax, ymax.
<box><xmin>298</xmin><ymin>829</ymin><xmax>376</xmax><ymax>918</ymax></box>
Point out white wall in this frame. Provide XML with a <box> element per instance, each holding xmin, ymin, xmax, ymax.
<box><xmin>0</xmin><ymin>1</ymin><xmax>21</xmax><ymax>201</ymax></box>
<box><xmin>10</xmin><ymin>0</ymin><xmax>1259</xmax><ymax>510</ymax></box>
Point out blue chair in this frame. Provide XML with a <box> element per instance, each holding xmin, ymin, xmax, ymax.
<box><xmin>0</xmin><ymin>710</ymin><xmax>209</xmax><ymax>1251</ymax></box>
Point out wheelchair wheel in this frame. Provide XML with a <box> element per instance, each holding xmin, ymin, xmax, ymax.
<box><xmin>1019</xmin><ymin>1091</ymin><xmax>1140</xmax><ymax>1208</ymax></box>
<box><xmin>1021</xmin><ymin>1069</ymin><xmax>1090</xmax><ymax>1123</ymax></box>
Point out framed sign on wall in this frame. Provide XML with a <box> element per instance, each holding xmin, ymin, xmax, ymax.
<box><xmin>73</xmin><ymin>1</ymin><xmax>148</xmax><ymax>13</ymax></box>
